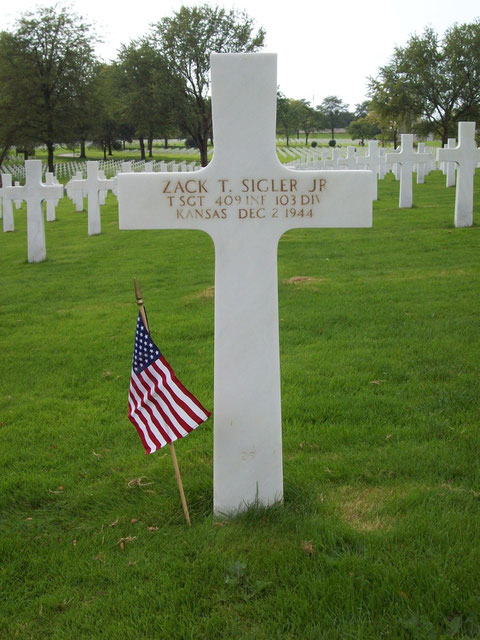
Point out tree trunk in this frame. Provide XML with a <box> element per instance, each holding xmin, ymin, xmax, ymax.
<box><xmin>24</xmin><ymin>149</ymin><xmax>29</xmax><ymax>161</ymax></box>
<box><xmin>305</xmin><ymin>132</ymin><xmax>309</xmax><ymax>145</ymax></box>
<box><xmin>46</xmin><ymin>141</ymin><xmax>55</xmax><ymax>173</ymax></box>
<box><xmin>139</xmin><ymin>136</ymin><xmax>146</xmax><ymax>161</ymax></box>
<box><xmin>80</xmin><ymin>140</ymin><xmax>86</xmax><ymax>159</ymax></box>
<box><xmin>199</xmin><ymin>141</ymin><xmax>208</xmax><ymax>167</ymax></box>
<box><xmin>103</xmin><ymin>144</ymin><xmax>107</xmax><ymax>161</ymax></box>
<box><xmin>286</xmin><ymin>133</ymin><xmax>290</xmax><ymax>146</ymax></box>
<box><xmin>108</xmin><ymin>141</ymin><xmax>113</xmax><ymax>156</ymax></box>
<box><xmin>164</xmin><ymin>136</ymin><xmax>168</xmax><ymax>149</ymax></box>
<box><xmin>148</xmin><ymin>136</ymin><xmax>153</xmax><ymax>157</ymax></box>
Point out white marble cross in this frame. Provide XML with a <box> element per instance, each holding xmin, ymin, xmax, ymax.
<box><xmin>355</xmin><ymin>140</ymin><xmax>385</xmax><ymax>200</ymax></box>
<box><xmin>386</xmin><ymin>134</ymin><xmax>430</xmax><ymax>208</ymax></box>
<box><xmin>337</xmin><ymin>146</ymin><xmax>357</xmax><ymax>170</ymax></box>
<box><xmin>45</xmin><ymin>173</ymin><xmax>60</xmax><ymax>222</ymax></box>
<box><xmin>437</xmin><ymin>122</ymin><xmax>480</xmax><ymax>227</ymax></box>
<box><xmin>118</xmin><ymin>53</ymin><xmax>373</xmax><ymax>515</ymax></box>
<box><xmin>445</xmin><ymin>138</ymin><xmax>457</xmax><ymax>188</ymax></box>
<box><xmin>66</xmin><ymin>171</ymin><xmax>85</xmax><ymax>212</ymax></box>
<box><xmin>415</xmin><ymin>143</ymin><xmax>427</xmax><ymax>184</ymax></box>
<box><xmin>1</xmin><ymin>175</ymin><xmax>14</xmax><ymax>232</ymax></box>
<box><xmin>65</xmin><ymin>161</ymin><xmax>114</xmax><ymax>235</ymax></box>
<box><xmin>4</xmin><ymin>160</ymin><xmax>63</xmax><ymax>262</ymax></box>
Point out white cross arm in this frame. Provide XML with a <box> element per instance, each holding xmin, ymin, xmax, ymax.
<box><xmin>4</xmin><ymin>182</ymin><xmax>63</xmax><ymax>202</ymax></box>
<box><xmin>437</xmin><ymin>146</ymin><xmax>480</xmax><ymax>165</ymax></box>
<box><xmin>119</xmin><ymin>166</ymin><xmax>373</xmax><ymax>241</ymax></box>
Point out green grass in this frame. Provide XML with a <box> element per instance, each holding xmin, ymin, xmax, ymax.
<box><xmin>0</xmin><ymin>170</ymin><xmax>479</xmax><ymax>639</ymax></box>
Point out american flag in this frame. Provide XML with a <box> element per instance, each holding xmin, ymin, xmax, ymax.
<box><xmin>128</xmin><ymin>310</ymin><xmax>211</xmax><ymax>454</ymax></box>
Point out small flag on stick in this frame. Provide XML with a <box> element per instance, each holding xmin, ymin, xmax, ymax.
<box><xmin>128</xmin><ymin>294</ymin><xmax>211</xmax><ymax>455</ymax></box>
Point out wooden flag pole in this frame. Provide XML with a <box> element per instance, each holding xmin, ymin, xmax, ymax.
<box><xmin>133</xmin><ymin>278</ymin><xmax>192</xmax><ymax>527</ymax></box>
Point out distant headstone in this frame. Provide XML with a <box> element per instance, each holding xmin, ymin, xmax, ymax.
<box><xmin>337</xmin><ymin>146</ymin><xmax>357</xmax><ymax>170</ymax></box>
<box><xmin>386</xmin><ymin>134</ymin><xmax>429</xmax><ymax>208</ymax></box>
<box><xmin>416</xmin><ymin>143</ymin><xmax>426</xmax><ymax>184</ymax></box>
<box><xmin>119</xmin><ymin>53</ymin><xmax>373</xmax><ymax>515</ymax></box>
<box><xmin>45</xmin><ymin>173</ymin><xmax>60</xmax><ymax>221</ymax></box>
<box><xmin>66</xmin><ymin>161</ymin><xmax>114</xmax><ymax>235</ymax></box>
<box><xmin>436</xmin><ymin>121</ymin><xmax>480</xmax><ymax>227</ymax></box>
<box><xmin>355</xmin><ymin>140</ymin><xmax>385</xmax><ymax>200</ymax></box>
<box><xmin>66</xmin><ymin>171</ymin><xmax>85</xmax><ymax>212</ymax></box>
<box><xmin>1</xmin><ymin>175</ymin><xmax>14</xmax><ymax>232</ymax></box>
<box><xmin>445</xmin><ymin>138</ymin><xmax>457</xmax><ymax>188</ymax></box>
<box><xmin>4</xmin><ymin>160</ymin><xmax>63</xmax><ymax>262</ymax></box>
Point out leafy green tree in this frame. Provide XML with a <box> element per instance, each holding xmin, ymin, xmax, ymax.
<box><xmin>354</xmin><ymin>101</ymin><xmax>370</xmax><ymax>119</ymax></box>
<box><xmin>370</xmin><ymin>22</ymin><xmax>480</xmax><ymax>145</ymax></box>
<box><xmin>150</xmin><ymin>4</ymin><xmax>265</xmax><ymax>166</ymax></box>
<box><xmin>276</xmin><ymin>92</ymin><xmax>300</xmax><ymax>146</ymax></box>
<box><xmin>0</xmin><ymin>6</ymin><xmax>98</xmax><ymax>171</ymax></box>
<box><xmin>368</xmin><ymin>59</ymin><xmax>417</xmax><ymax>148</ymax></box>
<box><xmin>346</xmin><ymin>118</ymin><xmax>379</xmax><ymax>145</ymax></box>
<box><xmin>317</xmin><ymin>96</ymin><xmax>350</xmax><ymax>140</ymax></box>
<box><xmin>116</xmin><ymin>40</ymin><xmax>178</xmax><ymax>160</ymax></box>
<box><xmin>294</xmin><ymin>99</ymin><xmax>319</xmax><ymax>145</ymax></box>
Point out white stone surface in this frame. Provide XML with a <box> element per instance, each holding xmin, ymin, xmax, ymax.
<box><xmin>337</xmin><ymin>146</ymin><xmax>357</xmax><ymax>170</ymax></box>
<box><xmin>118</xmin><ymin>53</ymin><xmax>373</xmax><ymax>515</ymax></box>
<box><xmin>1</xmin><ymin>175</ymin><xmax>14</xmax><ymax>232</ymax></box>
<box><xmin>45</xmin><ymin>173</ymin><xmax>59</xmax><ymax>221</ymax></box>
<box><xmin>66</xmin><ymin>161</ymin><xmax>114</xmax><ymax>235</ymax></box>
<box><xmin>386</xmin><ymin>134</ymin><xmax>429</xmax><ymax>208</ymax></box>
<box><xmin>355</xmin><ymin>141</ymin><xmax>385</xmax><ymax>200</ymax></box>
<box><xmin>4</xmin><ymin>160</ymin><xmax>63</xmax><ymax>262</ymax></box>
<box><xmin>445</xmin><ymin>138</ymin><xmax>457</xmax><ymax>188</ymax></box>
<box><xmin>416</xmin><ymin>143</ymin><xmax>426</xmax><ymax>184</ymax></box>
<box><xmin>437</xmin><ymin>122</ymin><xmax>480</xmax><ymax>227</ymax></box>
<box><xmin>66</xmin><ymin>171</ymin><xmax>85</xmax><ymax>212</ymax></box>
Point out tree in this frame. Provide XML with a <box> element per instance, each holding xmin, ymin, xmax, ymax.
<box><xmin>150</xmin><ymin>4</ymin><xmax>265</xmax><ymax>166</ymax></box>
<box><xmin>116</xmin><ymin>40</ymin><xmax>177</xmax><ymax>160</ymax></box>
<box><xmin>317</xmin><ymin>96</ymin><xmax>350</xmax><ymax>140</ymax></box>
<box><xmin>368</xmin><ymin>59</ymin><xmax>417</xmax><ymax>148</ymax></box>
<box><xmin>295</xmin><ymin>99</ymin><xmax>319</xmax><ymax>145</ymax></box>
<box><xmin>354</xmin><ymin>101</ymin><xmax>370</xmax><ymax>119</ymax></box>
<box><xmin>346</xmin><ymin>118</ymin><xmax>379</xmax><ymax>145</ymax></box>
<box><xmin>276</xmin><ymin>92</ymin><xmax>299</xmax><ymax>146</ymax></box>
<box><xmin>369</xmin><ymin>22</ymin><xmax>480</xmax><ymax>145</ymax></box>
<box><xmin>0</xmin><ymin>6</ymin><xmax>98</xmax><ymax>171</ymax></box>
<box><xmin>88</xmin><ymin>64</ymin><xmax>121</xmax><ymax>160</ymax></box>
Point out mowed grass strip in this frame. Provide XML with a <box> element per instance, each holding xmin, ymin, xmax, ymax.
<box><xmin>0</xmin><ymin>169</ymin><xmax>479</xmax><ymax>639</ymax></box>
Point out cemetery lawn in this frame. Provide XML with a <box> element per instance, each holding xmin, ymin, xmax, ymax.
<box><xmin>1</xmin><ymin>170</ymin><xmax>479</xmax><ymax>639</ymax></box>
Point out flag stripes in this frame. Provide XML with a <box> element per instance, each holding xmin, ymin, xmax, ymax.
<box><xmin>128</xmin><ymin>309</ymin><xmax>211</xmax><ymax>454</ymax></box>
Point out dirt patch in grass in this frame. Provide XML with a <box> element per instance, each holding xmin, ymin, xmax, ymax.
<box><xmin>185</xmin><ymin>286</ymin><xmax>214</xmax><ymax>302</ymax></box>
<box><xmin>336</xmin><ymin>486</ymin><xmax>400</xmax><ymax>532</ymax></box>
<box><xmin>284</xmin><ymin>276</ymin><xmax>325</xmax><ymax>285</ymax></box>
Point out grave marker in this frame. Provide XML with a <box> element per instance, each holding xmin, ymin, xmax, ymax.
<box><xmin>445</xmin><ymin>138</ymin><xmax>457</xmax><ymax>188</ymax></box>
<box><xmin>355</xmin><ymin>140</ymin><xmax>385</xmax><ymax>200</ymax></box>
<box><xmin>337</xmin><ymin>146</ymin><xmax>357</xmax><ymax>170</ymax></box>
<box><xmin>45</xmin><ymin>173</ymin><xmax>59</xmax><ymax>221</ymax></box>
<box><xmin>4</xmin><ymin>160</ymin><xmax>63</xmax><ymax>262</ymax></box>
<box><xmin>386</xmin><ymin>134</ymin><xmax>429</xmax><ymax>208</ymax></box>
<box><xmin>66</xmin><ymin>161</ymin><xmax>114</xmax><ymax>235</ymax></box>
<box><xmin>437</xmin><ymin>122</ymin><xmax>480</xmax><ymax>227</ymax></box>
<box><xmin>118</xmin><ymin>53</ymin><xmax>373</xmax><ymax>515</ymax></box>
<box><xmin>1</xmin><ymin>175</ymin><xmax>14</xmax><ymax>232</ymax></box>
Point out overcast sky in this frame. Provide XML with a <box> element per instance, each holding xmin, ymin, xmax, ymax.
<box><xmin>1</xmin><ymin>0</ymin><xmax>479</xmax><ymax>109</ymax></box>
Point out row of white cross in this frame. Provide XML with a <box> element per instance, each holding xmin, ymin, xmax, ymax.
<box><xmin>1</xmin><ymin>123</ymin><xmax>479</xmax><ymax>263</ymax></box>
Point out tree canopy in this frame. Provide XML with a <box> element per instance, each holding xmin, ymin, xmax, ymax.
<box><xmin>0</xmin><ymin>6</ymin><xmax>99</xmax><ymax>171</ymax></box>
<box><xmin>369</xmin><ymin>21</ymin><xmax>480</xmax><ymax>145</ymax></box>
<box><xmin>150</xmin><ymin>4</ymin><xmax>265</xmax><ymax>165</ymax></box>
